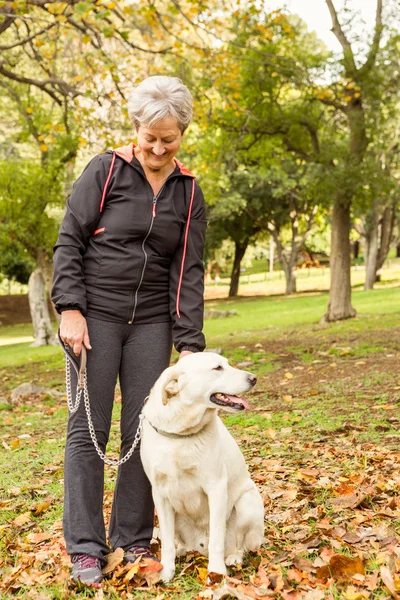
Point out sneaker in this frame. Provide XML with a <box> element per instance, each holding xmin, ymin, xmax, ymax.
<box><xmin>124</xmin><ymin>545</ymin><xmax>159</xmax><ymax>564</ymax></box>
<box><xmin>71</xmin><ymin>553</ymin><xmax>104</xmax><ymax>585</ymax></box>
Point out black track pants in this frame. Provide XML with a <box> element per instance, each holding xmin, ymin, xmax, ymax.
<box><xmin>63</xmin><ymin>317</ymin><xmax>172</xmax><ymax>559</ymax></box>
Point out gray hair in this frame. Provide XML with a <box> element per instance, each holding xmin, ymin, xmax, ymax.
<box><xmin>127</xmin><ymin>76</ymin><xmax>193</xmax><ymax>133</ymax></box>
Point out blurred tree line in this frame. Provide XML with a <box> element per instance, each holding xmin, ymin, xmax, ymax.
<box><xmin>0</xmin><ymin>0</ymin><xmax>399</xmax><ymax>343</ymax></box>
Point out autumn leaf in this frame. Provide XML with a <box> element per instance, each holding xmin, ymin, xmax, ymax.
<box><xmin>13</xmin><ymin>512</ymin><xmax>32</xmax><ymax>526</ymax></box>
<box><xmin>102</xmin><ymin>547</ymin><xmax>124</xmax><ymax>574</ymax></box>
<box><xmin>380</xmin><ymin>566</ymin><xmax>400</xmax><ymax>599</ymax></box>
<box><xmin>33</xmin><ymin>501</ymin><xmax>51</xmax><ymax>516</ymax></box>
<box><xmin>316</xmin><ymin>554</ymin><xmax>365</xmax><ymax>582</ymax></box>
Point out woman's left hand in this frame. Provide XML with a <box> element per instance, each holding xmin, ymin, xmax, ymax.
<box><xmin>179</xmin><ymin>350</ymin><xmax>193</xmax><ymax>361</ymax></box>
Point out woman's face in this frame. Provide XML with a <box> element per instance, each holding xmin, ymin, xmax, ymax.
<box><xmin>136</xmin><ymin>116</ymin><xmax>183</xmax><ymax>173</ymax></box>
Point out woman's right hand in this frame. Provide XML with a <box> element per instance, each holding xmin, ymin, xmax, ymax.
<box><xmin>60</xmin><ymin>310</ymin><xmax>92</xmax><ymax>356</ymax></box>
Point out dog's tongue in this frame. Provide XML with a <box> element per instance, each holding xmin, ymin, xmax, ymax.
<box><xmin>226</xmin><ymin>394</ymin><xmax>249</xmax><ymax>410</ymax></box>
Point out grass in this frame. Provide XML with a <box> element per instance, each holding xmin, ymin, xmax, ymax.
<box><xmin>1</xmin><ymin>287</ymin><xmax>400</xmax><ymax>598</ymax></box>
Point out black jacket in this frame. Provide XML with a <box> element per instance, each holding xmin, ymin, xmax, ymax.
<box><xmin>52</xmin><ymin>144</ymin><xmax>206</xmax><ymax>353</ymax></box>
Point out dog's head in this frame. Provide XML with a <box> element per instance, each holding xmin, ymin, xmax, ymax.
<box><xmin>159</xmin><ymin>352</ymin><xmax>256</xmax><ymax>414</ymax></box>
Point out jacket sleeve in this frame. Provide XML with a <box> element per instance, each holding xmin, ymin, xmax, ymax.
<box><xmin>51</xmin><ymin>154</ymin><xmax>112</xmax><ymax>314</ymax></box>
<box><xmin>169</xmin><ymin>181</ymin><xmax>207</xmax><ymax>353</ymax></box>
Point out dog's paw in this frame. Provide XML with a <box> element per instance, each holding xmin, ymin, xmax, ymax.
<box><xmin>225</xmin><ymin>552</ymin><xmax>243</xmax><ymax>566</ymax></box>
<box><xmin>207</xmin><ymin>562</ymin><xmax>227</xmax><ymax>577</ymax></box>
<box><xmin>159</xmin><ymin>566</ymin><xmax>175</xmax><ymax>583</ymax></box>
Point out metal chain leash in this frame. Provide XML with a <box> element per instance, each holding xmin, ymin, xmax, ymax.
<box><xmin>64</xmin><ymin>350</ymin><xmax>144</xmax><ymax>467</ymax></box>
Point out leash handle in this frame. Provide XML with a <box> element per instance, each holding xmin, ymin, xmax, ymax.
<box><xmin>58</xmin><ymin>330</ymin><xmax>87</xmax><ymax>390</ymax></box>
<box><xmin>77</xmin><ymin>346</ymin><xmax>87</xmax><ymax>390</ymax></box>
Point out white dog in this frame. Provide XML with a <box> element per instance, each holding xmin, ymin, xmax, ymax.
<box><xmin>140</xmin><ymin>352</ymin><xmax>264</xmax><ymax>582</ymax></box>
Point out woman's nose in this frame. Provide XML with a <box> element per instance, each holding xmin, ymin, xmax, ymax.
<box><xmin>152</xmin><ymin>142</ymin><xmax>165</xmax><ymax>156</ymax></box>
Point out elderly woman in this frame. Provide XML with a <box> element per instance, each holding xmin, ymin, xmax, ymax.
<box><xmin>52</xmin><ymin>76</ymin><xmax>206</xmax><ymax>585</ymax></box>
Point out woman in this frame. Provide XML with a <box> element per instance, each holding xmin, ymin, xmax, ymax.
<box><xmin>52</xmin><ymin>76</ymin><xmax>207</xmax><ymax>585</ymax></box>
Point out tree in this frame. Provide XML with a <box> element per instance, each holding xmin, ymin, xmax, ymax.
<box><xmin>313</xmin><ymin>0</ymin><xmax>385</xmax><ymax>320</ymax></box>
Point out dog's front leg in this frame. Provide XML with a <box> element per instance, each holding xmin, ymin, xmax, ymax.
<box><xmin>207</xmin><ymin>480</ymin><xmax>228</xmax><ymax>576</ymax></box>
<box><xmin>153</xmin><ymin>492</ymin><xmax>176</xmax><ymax>582</ymax></box>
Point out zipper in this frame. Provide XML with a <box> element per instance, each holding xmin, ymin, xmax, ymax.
<box><xmin>127</xmin><ymin>184</ymin><xmax>166</xmax><ymax>325</ymax></box>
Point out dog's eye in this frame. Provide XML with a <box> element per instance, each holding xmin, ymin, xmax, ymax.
<box><xmin>213</xmin><ymin>365</ymin><xmax>224</xmax><ymax>371</ymax></box>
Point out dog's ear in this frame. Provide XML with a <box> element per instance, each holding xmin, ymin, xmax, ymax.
<box><xmin>162</xmin><ymin>369</ymin><xmax>182</xmax><ymax>406</ymax></box>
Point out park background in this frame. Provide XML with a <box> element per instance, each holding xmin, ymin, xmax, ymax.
<box><xmin>0</xmin><ymin>0</ymin><xmax>400</xmax><ymax>598</ymax></box>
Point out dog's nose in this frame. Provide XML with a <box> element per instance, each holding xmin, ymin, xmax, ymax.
<box><xmin>247</xmin><ymin>374</ymin><xmax>257</xmax><ymax>386</ymax></box>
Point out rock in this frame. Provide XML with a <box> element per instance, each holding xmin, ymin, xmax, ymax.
<box><xmin>0</xmin><ymin>396</ymin><xmax>12</xmax><ymax>409</ymax></box>
<box><xmin>11</xmin><ymin>383</ymin><xmax>64</xmax><ymax>403</ymax></box>
<box><xmin>204</xmin><ymin>309</ymin><xmax>237</xmax><ymax>319</ymax></box>
<box><xmin>236</xmin><ymin>361</ymin><xmax>254</xmax><ymax>368</ymax></box>
<box><xmin>205</xmin><ymin>348</ymin><xmax>223</xmax><ymax>355</ymax></box>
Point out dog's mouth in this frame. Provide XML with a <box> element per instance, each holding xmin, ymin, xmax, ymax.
<box><xmin>210</xmin><ymin>392</ymin><xmax>249</xmax><ymax>411</ymax></box>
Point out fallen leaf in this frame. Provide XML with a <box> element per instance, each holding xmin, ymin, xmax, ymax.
<box><xmin>139</xmin><ymin>558</ymin><xmax>163</xmax><ymax>573</ymax></box>
<box><xmin>33</xmin><ymin>502</ymin><xmax>51</xmax><ymax>516</ymax></box>
<box><xmin>11</xmin><ymin>439</ymin><xmax>20</xmax><ymax>450</ymax></box>
<box><xmin>102</xmin><ymin>547</ymin><xmax>124</xmax><ymax>574</ymax></box>
<box><xmin>13</xmin><ymin>512</ymin><xmax>32</xmax><ymax>526</ymax></box>
<box><xmin>380</xmin><ymin>566</ymin><xmax>400</xmax><ymax>598</ymax></box>
<box><xmin>316</xmin><ymin>554</ymin><xmax>365</xmax><ymax>582</ymax></box>
<box><xmin>341</xmin><ymin>586</ymin><xmax>370</xmax><ymax>600</ymax></box>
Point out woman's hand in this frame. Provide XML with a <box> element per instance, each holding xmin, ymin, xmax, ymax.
<box><xmin>60</xmin><ymin>310</ymin><xmax>91</xmax><ymax>356</ymax></box>
<box><xmin>179</xmin><ymin>350</ymin><xmax>193</xmax><ymax>361</ymax></box>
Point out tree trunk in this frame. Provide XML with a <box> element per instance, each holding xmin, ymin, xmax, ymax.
<box><xmin>283</xmin><ymin>262</ymin><xmax>297</xmax><ymax>295</ymax></box>
<box><xmin>364</xmin><ymin>215</ymin><xmax>379</xmax><ymax>291</ymax></box>
<box><xmin>229</xmin><ymin>239</ymin><xmax>249</xmax><ymax>297</ymax></box>
<box><xmin>322</xmin><ymin>201</ymin><xmax>356</xmax><ymax>322</ymax></box>
<box><xmin>271</xmin><ymin>231</ymin><xmax>297</xmax><ymax>296</ymax></box>
<box><xmin>28</xmin><ymin>268</ymin><xmax>58</xmax><ymax>347</ymax></box>
<box><xmin>37</xmin><ymin>249</ymin><xmax>59</xmax><ymax>323</ymax></box>
<box><xmin>376</xmin><ymin>203</ymin><xmax>395</xmax><ymax>273</ymax></box>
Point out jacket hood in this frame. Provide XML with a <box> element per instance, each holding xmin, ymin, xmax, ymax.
<box><xmin>113</xmin><ymin>143</ymin><xmax>195</xmax><ymax>178</ymax></box>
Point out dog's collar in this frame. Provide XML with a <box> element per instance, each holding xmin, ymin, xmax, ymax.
<box><xmin>145</xmin><ymin>417</ymin><xmax>206</xmax><ymax>439</ymax></box>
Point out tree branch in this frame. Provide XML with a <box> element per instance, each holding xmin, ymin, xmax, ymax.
<box><xmin>0</xmin><ymin>22</ymin><xmax>56</xmax><ymax>50</ymax></box>
<box><xmin>325</xmin><ymin>0</ymin><xmax>357</xmax><ymax>76</ymax></box>
<box><xmin>359</xmin><ymin>0</ymin><xmax>383</xmax><ymax>78</ymax></box>
<box><xmin>0</xmin><ymin>62</ymin><xmax>63</xmax><ymax>104</ymax></box>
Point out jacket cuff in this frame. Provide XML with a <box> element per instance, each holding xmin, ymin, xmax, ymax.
<box><xmin>58</xmin><ymin>306</ymin><xmax>82</xmax><ymax>314</ymax></box>
<box><xmin>176</xmin><ymin>345</ymin><xmax>203</xmax><ymax>354</ymax></box>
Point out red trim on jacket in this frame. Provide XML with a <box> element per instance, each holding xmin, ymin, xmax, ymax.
<box><xmin>113</xmin><ymin>143</ymin><xmax>195</xmax><ymax>177</ymax></box>
<box><xmin>94</xmin><ymin>227</ymin><xmax>105</xmax><ymax>235</ymax></box>
<box><xmin>100</xmin><ymin>153</ymin><xmax>116</xmax><ymax>212</ymax></box>
<box><xmin>176</xmin><ymin>178</ymin><xmax>196</xmax><ymax>319</ymax></box>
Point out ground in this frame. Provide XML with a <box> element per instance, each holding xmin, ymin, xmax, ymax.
<box><xmin>0</xmin><ymin>289</ymin><xmax>399</xmax><ymax>599</ymax></box>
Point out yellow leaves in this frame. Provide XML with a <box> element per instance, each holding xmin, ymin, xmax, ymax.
<box><xmin>344</xmin><ymin>96</ymin><xmax>353</xmax><ymax>103</ymax></box>
<box><xmin>284</xmin><ymin>372</ymin><xmax>294</xmax><ymax>379</ymax></box>
<box><xmin>123</xmin><ymin>563</ymin><xmax>140</xmax><ymax>582</ymax></box>
<box><xmin>46</xmin><ymin>2</ymin><xmax>68</xmax><ymax>15</ymax></box>
<box><xmin>107</xmin><ymin>1</ymin><xmax>116</xmax><ymax>7</ymax></box>
<box><xmin>73</xmin><ymin>74</ymin><xmax>83</xmax><ymax>82</ymax></box>
<box><xmin>39</xmin><ymin>144</ymin><xmax>48</xmax><ymax>152</ymax></box>
<box><xmin>342</xmin><ymin>586</ymin><xmax>370</xmax><ymax>599</ymax></box>
<box><xmin>11</xmin><ymin>439</ymin><xmax>20</xmax><ymax>450</ymax></box>
<box><xmin>26</xmin><ymin>107</ymin><xmax>33</xmax><ymax>114</ymax></box>
<box><xmin>282</xmin><ymin>395</ymin><xmax>293</xmax><ymax>402</ymax></box>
